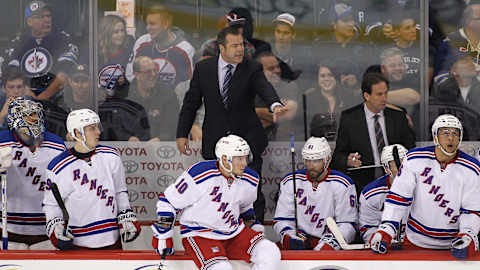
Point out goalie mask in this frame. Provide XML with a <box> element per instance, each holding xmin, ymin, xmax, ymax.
<box><xmin>7</xmin><ymin>97</ymin><xmax>45</xmax><ymax>145</ymax></box>
<box><xmin>431</xmin><ymin>114</ymin><xmax>463</xmax><ymax>156</ymax></box>
<box><xmin>67</xmin><ymin>109</ymin><xmax>102</xmax><ymax>151</ymax></box>
<box><xmin>302</xmin><ymin>136</ymin><xmax>331</xmax><ymax>175</ymax></box>
<box><xmin>381</xmin><ymin>144</ymin><xmax>407</xmax><ymax>178</ymax></box>
<box><xmin>215</xmin><ymin>134</ymin><xmax>251</xmax><ymax>178</ymax></box>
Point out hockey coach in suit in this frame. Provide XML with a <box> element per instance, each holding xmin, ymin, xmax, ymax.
<box><xmin>331</xmin><ymin>73</ymin><xmax>415</xmax><ymax>194</ymax></box>
<box><xmin>176</xmin><ymin>26</ymin><xmax>288</xmax><ymax>223</ymax></box>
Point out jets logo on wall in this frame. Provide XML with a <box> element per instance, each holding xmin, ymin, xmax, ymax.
<box><xmin>20</xmin><ymin>47</ymin><xmax>53</xmax><ymax>77</ymax></box>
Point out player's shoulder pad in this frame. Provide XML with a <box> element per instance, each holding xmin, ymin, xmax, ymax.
<box><xmin>281</xmin><ymin>169</ymin><xmax>307</xmax><ymax>185</ymax></box>
<box><xmin>455</xmin><ymin>150</ymin><xmax>480</xmax><ymax>176</ymax></box>
<box><xmin>361</xmin><ymin>174</ymin><xmax>389</xmax><ymax>197</ymax></box>
<box><xmin>239</xmin><ymin>167</ymin><xmax>259</xmax><ymax>188</ymax></box>
<box><xmin>187</xmin><ymin>160</ymin><xmax>222</xmax><ymax>184</ymax></box>
<box><xmin>95</xmin><ymin>145</ymin><xmax>120</xmax><ymax>157</ymax></box>
<box><xmin>0</xmin><ymin>130</ymin><xmax>16</xmax><ymax>146</ymax></box>
<box><xmin>327</xmin><ymin>169</ymin><xmax>355</xmax><ymax>188</ymax></box>
<box><xmin>47</xmin><ymin>150</ymin><xmax>76</xmax><ymax>174</ymax></box>
<box><xmin>405</xmin><ymin>146</ymin><xmax>435</xmax><ymax>161</ymax></box>
<box><xmin>41</xmin><ymin>132</ymin><xmax>66</xmax><ymax>151</ymax></box>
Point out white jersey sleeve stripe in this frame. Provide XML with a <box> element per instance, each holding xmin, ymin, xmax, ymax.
<box><xmin>51</xmin><ymin>155</ymin><xmax>77</xmax><ymax>174</ymax></box>
<box><xmin>454</xmin><ymin>158</ymin><xmax>480</xmax><ymax>175</ymax></box>
<box><xmin>364</xmin><ymin>187</ymin><xmax>389</xmax><ymax>200</ymax></box>
<box><xmin>7</xmin><ymin>212</ymin><xmax>46</xmax><ymax>226</ymax></box>
<box><xmin>407</xmin><ymin>215</ymin><xmax>458</xmax><ymax>240</ymax></box>
<box><xmin>385</xmin><ymin>191</ymin><xmax>413</xmax><ymax>207</ymax></box>
<box><xmin>406</xmin><ymin>151</ymin><xmax>436</xmax><ymax>161</ymax></box>
<box><xmin>180</xmin><ymin>220</ymin><xmax>244</xmax><ymax>236</ymax></box>
<box><xmin>70</xmin><ymin>218</ymin><xmax>119</xmax><ymax>237</ymax></box>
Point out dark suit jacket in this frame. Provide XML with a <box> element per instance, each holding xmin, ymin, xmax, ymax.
<box><xmin>177</xmin><ymin>56</ymin><xmax>281</xmax><ymax>160</ymax></box>
<box><xmin>331</xmin><ymin>104</ymin><xmax>415</xmax><ymax>192</ymax></box>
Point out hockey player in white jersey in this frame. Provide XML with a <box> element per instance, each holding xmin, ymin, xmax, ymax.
<box><xmin>43</xmin><ymin>109</ymin><xmax>141</xmax><ymax>250</ymax></box>
<box><xmin>0</xmin><ymin>97</ymin><xmax>65</xmax><ymax>250</ymax></box>
<box><xmin>359</xmin><ymin>144</ymin><xmax>408</xmax><ymax>243</ymax></box>
<box><xmin>370</xmin><ymin>114</ymin><xmax>480</xmax><ymax>259</ymax></box>
<box><xmin>274</xmin><ymin>136</ymin><xmax>358</xmax><ymax>250</ymax></box>
<box><xmin>152</xmin><ymin>134</ymin><xmax>280</xmax><ymax>270</ymax></box>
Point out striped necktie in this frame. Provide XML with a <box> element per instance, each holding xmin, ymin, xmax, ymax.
<box><xmin>221</xmin><ymin>64</ymin><xmax>233</xmax><ymax>108</ymax></box>
<box><xmin>374</xmin><ymin>114</ymin><xmax>386</xmax><ymax>155</ymax></box>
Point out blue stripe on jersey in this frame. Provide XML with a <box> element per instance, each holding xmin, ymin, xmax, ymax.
<box><xmin>361</xmin><ymin>175</ymin><xmax>388</xmax><ymax>195</ymax></box>
<box><xmin>281</xmin><ymin>170</ymin><xmax>308</xmax><ymax>185</ymax></box>
<box><xmin>407</xmin><ymin>215</ymin><xmax>458</xmax><ymax>240</ymax></box>
<box><xmin>273</xmin><ymin>217</ymin><xmax>296</xmax><ymax>221</ymax></box>
<box><xmin>70</xmin><ymin>218</ymin><xmax>119</xmax><ymax>237</ymax></box>
<box><xmin>47</xmin><ymin>150</ymin><xmax>73</xmax><ymax>170</ymax></box>
<box><xmin>454</xmin><ymin>151</ymin><xmax>480</xmax><ymax>175</ymax></box>
<box><xmin>325</xmin><ymin>170</ymin><xmax>355</xmax><ymax>188</ymax></box>
<box><xmin>6</xmin><ymin>212</ymin><xmax>46</xmax><ymax>226</ymax></box>
<box><xmin>195</xmin><ymin>171</ymin><xmax>222</xmax><ymax>184</ymax></box>
<box><xmin>406</xmin><ymin>146</ymin><xmax>436</xmax><ymax>161</ymax></box>
<box><xmin>279</xmin><ymin>226</ymin><xmax>294</xmax><ymax>234</ymax></box>
<box><xmin>188</xmin><ymin>160</ymin><xmax>218</xmax><ymax>178</ymax></box>
<box><xmin>50</xmin><ymin>154</ymin><xmax>78</xmax><ymax>175</ymax></box>
<box><xmin>0</xmin><ymin>130</ymin><xmax>14</xmax><ymax>144</ymax></box>
<box><xmin>240</xmin><ymin>208</ymin><xmax>255</xmax><ymax>220</ymax></box>
<box><xmin>329</xmin><ymin>170</ymin><xmax>355</xmax><ymax>185</ymax></box>
<box><xmin>460</xmin><ymin>207</ymin><xmax>480</xmax><ymax>215</ymax></box>
<box><xmin>240</xmin><ymin>167</ymin><xmax>259</xmax><ymax>187</ymax></box>
<box><xmin>42</xmin><ymin>132</ymin><xmax>66</xmax><ymax>150</ymax></box>
<box><xmin>96</xmin><ymin>145</ymin><xmax>120</xmax><ymax>157</ymax></box>
<box><xmin>385</xmin><ymin>191</ymin><xmax>413</xmax><ymax>207</ymax></box>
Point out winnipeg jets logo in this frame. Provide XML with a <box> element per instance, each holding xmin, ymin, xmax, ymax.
<box><xmin>21</xmin><ymin>47</ymin><xmax>52</xmax><ymax>76</ymax></box>
<box><xmin>98</xmin><ymin>64</ymin><xmax>124</xmax><ymax>90</ymax></box>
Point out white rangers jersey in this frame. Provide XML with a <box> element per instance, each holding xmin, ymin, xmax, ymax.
<box><xmin>0</xmin><ymin>130</ymin><xmax>65</xmax><ymax>235</ymax></box>
<box><xmin>157</xmin><ymin>160</ymin><xmax>259</xmax><ymax>240</ymax></box>
<box><xmin>359</xmin><ymin>175</ymin><xmax>391</xmax><ymax>242</ymax></box>
<box><xmin>382</xmin><ymin>146</ymin><xmax>480</xmax><ymax>249</ymax></box>
<box><xmin>43</xmin><ymin>145</ymin><xmax>131</xmax><ymax>248</ymax></box>
<box><xmin>273</xmin><ymin>169</ymin><xmax>358</xmax><ymax>243</ymax></box>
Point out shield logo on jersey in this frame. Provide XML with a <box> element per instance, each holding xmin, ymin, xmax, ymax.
<box><xmin>20</xmin><ymin>47</ymin><xmax>53</xmax><ymax>77</ymax></box>
<box><xmin>152</xmin><ymin>57</ymin><xmax>176</xmax><ymax>85</ymax></box>
<box><xmin>211</xmin><ymin>246</ymin><xmax>220</xmax><ymax>253</ymax></box>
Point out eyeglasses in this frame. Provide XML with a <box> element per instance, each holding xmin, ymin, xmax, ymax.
<box><xmin>438</xmin><ymin>129</ymin><xmax>460</xmax><ymax>137</ymax></box>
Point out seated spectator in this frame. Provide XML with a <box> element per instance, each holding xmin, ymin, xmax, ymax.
<box><xmin>380</xmin><ymin>47</ymin><xmax>420</xmax><ymax>109</ymax></box>
<box><xmin>5</xmin><ymin>0</ymin><xmax>78</xmax><ymax>102</ymax></box>
<box><xmin>126</xmin><ymin>5</ymin><xmax>194</xmax><ymax>89</ymax></box>
<box><xmin>62</xmin><ymin>65</ymin><xmax>92</xmax><ymax>111</ymax></box>
<box><xmin>304</xmin><ymin>62</ymin><xmax>358</xmax><ymax>141</ymax></box>
<box><xmin>98</xmin><ymin>14</ymin><xmax>135</xmax><ymax>71</ymax></box>
<box><xmin>432</xmin><ymin>56</ymin><xmax>480</xmax><ymax>114</ymax></box>
<box><xmin>0</xmin><ymin>70</ymin><xmax>27</xmax><ymax>130</ymax></box>
<box><xmin>128</xmin><ymin>56</ymin><xmax>179</xmax><ymax>141</ymax></box>
<box><xmin>312</xmin><ymin>3</ymin><xmax>374</xmax><ymax>95</ymax></box>
<box><xmin>254</xmin><ymin>51</ymin><xmax>300</xmax><ymax>141</ymax></box>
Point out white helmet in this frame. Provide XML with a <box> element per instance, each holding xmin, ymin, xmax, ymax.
<box><xmin>215</xmin><ymin>135</ymin><xmax>251</xmax><ymax>178</ymax></box>
<box><xmin>431</xmin><ymin>114</ymin><xmax>463</xmax><ymax>156</ymax></box>
<box><xmin>302</xmin><ymin>136</ymin><xmax>331</xmax><ymax>161</ymax></box>
<box><xmin>67</xmin><ymin>109</ymin><xmax>101</xmax><ymax>151</ymax></box>
<box><xmin>381</xmin><ymin>144</ymin><xmax>408</xmax><ymax>176</ymax></box>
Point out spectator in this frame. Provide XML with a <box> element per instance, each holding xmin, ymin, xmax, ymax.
<box><xmin>274</xmin><ymin>137</ymin><xmax>358</xmax><ymax>250</ymax></box>
<box><xmin>254</xmin><ymin>51</ymin><xmax>300</xmax><ymax>141</ymax></box>
<box><xmin>435</xmin><ymin>3</ymin><xmax>480</xmax><ymax>75</ymax></box>
<box><xmin>126</xmin><ymin>5</ymin><xmax>194</xmax><ymax>89</ymax></box>
<box><xmin>380</xmin><ymin>47</ymin><xmax>420</xmax><ymax>109</ymax></box>
<box><xmin>271</xmin><ymin>13</ymin><xmax>296</xmax><ymax>68</ymax></box>
<box><xmin>176</xmin><ymin>27</ymin><xmax>288</xmax><ymax>223</ymax></box>
<box><xmin>128</xmin><ymin>56</ymin><xmax>178</xmax><ymax>141</ymax></box>
<box><xmin>62</xmin><ymin>65</ymin><xmax>92</xmax><ymax>111</ymax></box>
<box><xmin>98</xmin><ymin>15</ymin><xmax>134</xmax><ymax>71</ymax></box>
<box><xmin>5</xmin><ymin>1</ymin><xmax>78</xmax><ymax>102</ymax></box>
<box><xmin>1</xmin><ymin>70</ymin><xmax>27</xmax><ymax>130</ymax></box>
<box><xmin>98</xmin><ymin>65</ymin><xmax>151</xmax><ymax>142</ymax></box>
<box><xmin>331</xmin><ymin>73</ymin><xmax>415</xmax><ymax>194</ymax></box>
<box><xmin>304</xmin><ymin>63</ymin><xmax>352</xmax><ymax>141</ymax></box>
<box><xmin>311</xmin><ymin>3</ymin><xmax>374</xmax><ymax>97</ymax></box>
<box><xmin>228</xmin><ymin>7</ymin><xmax>271</xmax><ymax>56</ymax></box>
<box><xmin>433</xmin><ymin>56</ymin><xmax>480</xmax><ymax>114</ymax></box>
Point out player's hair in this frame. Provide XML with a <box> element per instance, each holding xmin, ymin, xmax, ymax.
<box><xmin>361</xmin><ymin>72</ymin><xmax>389</xmax><ymax>96</ymax></box>
<box><xmin>217</xmin><ymin>26</ymin><xmax>241</xmax><ymax>47</ymax></box>
<box><xmin>99</xmin><ymin>15</ymin><xmax>127</xmax><ymax>57</ymax></box>
<box><xmin>380</xmin><ymin>47</ymin><xmax>404</xmax><ymax>65</ymax></box>
<box><xmin>2</xmin><ymin>69</ymin><xmax>26</xmax><ymax>87</ymax></box>
<box><xmin>132</xmin><ymin>56</ymin><xmax>153</xmax><ymax>73</ymax></box>
<box><xmin>254</xmin><ymin>50</ymin><xmax>276</xmax><ymax>62</ymax></box>
<box><xmin>146</xmin><ymin>5</ymin><xmax>172</xmax><ymax>25</ymax></box>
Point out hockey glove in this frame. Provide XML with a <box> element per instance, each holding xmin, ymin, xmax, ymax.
<box><xmin>117</xmin><ymin>209</ymin><xmax>141</xmax><ymax>242</ymax></box>
<box><xmin>451</xmin><ymin>230</ymin><xmax>479</xmax><ymax>260</ymax></box>
<box><xmin>281</xmin><ymin>230</ymin><xmax>307</xmax><ymax>250</ymax></box>
<box><xmin>369</xmin><ymin>224</ymin><xmax>395</xmax><ymax>254</ymax></box>
<box><xmin>151</xmin><ymin>212</ymin><xmax>175</xmax><ymax>256</ymax></box>
<box><xmin>314</xmin><ymin>233</ymin><xmax>341</xmax><ymax>251</ymax></box>
<box><xmin>46</xmin><ymin>217</ymin><xmax>74</xmax><ymax>250</ymax></box>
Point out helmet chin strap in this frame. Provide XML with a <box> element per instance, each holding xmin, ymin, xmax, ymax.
<box><xmin>434</xmin><ymin>136</ymin><xmax>457</xmax><ymax>157</ymax></box>
<box><xmin>73</xmin><ymin>129</ymin><xmax>95</xmax><ymax>152</ymax></box>
<box><xmin>219</xmin><ymin>156</ymin><xmax>241</xmax><ymax>179</ymax></box>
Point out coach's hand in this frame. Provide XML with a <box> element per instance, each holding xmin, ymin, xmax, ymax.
<box><xmin>176</xmin><ymin>137</ymin><xmax>190</xmax><ymax>154</ymax></box>
<box><xmin>272</xmin><ymin>104</ymin><xmax>289</xmax><ymax>123</ymax></box>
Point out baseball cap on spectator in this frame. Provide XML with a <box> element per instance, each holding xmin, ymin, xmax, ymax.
<box><xmin>71</xmin><ymin>65</ymin><xmax>89</xmax><ymax>82</ymax></box>
<box><xmin>330</xmin><ymin>3</ymin><xmax>354</xmax><ymax>22</ymax></box>
<box><xmin>25</xmin><ymin>0</ymin><xmax>50</xmax><ymax>19</ymax></box>
<box><xmin>273</xmin><ymin>13</ymin><xmax>295</xmax><ymax>28</ymax></box>
<box><xmin>226</xmin><ymin>12</ymin><xmax>246</xmax><ymax>27</ymax></box>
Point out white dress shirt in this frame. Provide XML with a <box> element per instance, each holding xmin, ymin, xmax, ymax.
<box><xmin>364</xmin><ymin>104</ymin><xmax>389</xmax><ymax>165</ymax></box>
